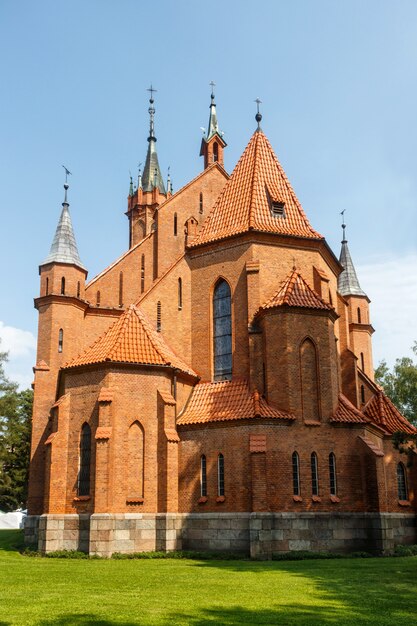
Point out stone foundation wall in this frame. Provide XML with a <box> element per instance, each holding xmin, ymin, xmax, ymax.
<box><xmin>24</xmin><ymin>515</ymin><xmax>40</xmax><ymax>548</ymax></box>
<box><xmin>26</xmin><ymin>512</ymin><xmax>417</xmax><ymax>557</ymax></box>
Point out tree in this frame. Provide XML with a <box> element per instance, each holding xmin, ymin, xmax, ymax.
<box><xmin>0</xmin><ymin>342</ymin><xmax>33</xmax><ymax>512</ymax></box>
<box><xmin>375</xmin><ymin>342</ymin><xmax>417</xmax><ymax>425</ymax></box>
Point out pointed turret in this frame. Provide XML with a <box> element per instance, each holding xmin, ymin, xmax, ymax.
<box><xmin>200</xmin><ymin>82</ymin><xmax>227</xmax><ymax>169</ymax></box>
<box><xmin>141</xmin><ymin>87</ymin><xmax>166</xmax><ymax>194</ymax></box>
<box><xmin>338</xmin><ymin>220</ymin><xmax>366</xmax><ymax>297</ymax></box>
<box><xmin>41</xmin><ymin>183</ymin><xmax>86</xmax><ymax>271</ymax></box>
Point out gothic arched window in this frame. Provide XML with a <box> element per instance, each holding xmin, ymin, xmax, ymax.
<box><xmin>213</xmin><ymin>142</ymin><xmax>219</xmax><ymax>162</ymax></box>
<box><xmin>128</xmin><ymin>421</ymin><xmax>144</xmax><ymax>499</ymax></box>
<box><xmin>174</xmin><ymin>213</ymin><xmax>178</xmax><ymax>236</ymax></box>
<box><xmin>300</xmin><ymin>338</ymin><xmax>320</xmax><ymax>421</ymax></box>
<box><xmin>61</xmin><ymin>277</ymin><xmax>65</xmax><ymax>295</ymax></box>
<box><xmin>58</xmin><ymin>329</ymin><xmax>63</xmax><ymax>353</ymax></box>
<box><xmin>78</xmin><ymin>423</ymin><xmax>91</xmax><ymax>496</ymax></box>
<box><xmin>329</xmin><ymin>452</ymin><xmax>337</xmax><ymax>496</ymax></box>
<box><xmin>397</xmin><ymin>463</ymin><xmax>408</xmax><ymax>501</ymax></box>
<box><xmin>213</xmin><ymin>279</ymin><xmax>232</xmax><ymax>381</ymax></box>
<box><xmin>357</xmin><ymin>307</ymin><xmax>361</xmax><ymax>323</ymax></box>
<box><xmin>311</xmin><ymin>452</ymin><xmax>319</xmax><ymax>496</ymax></box>
<box><xmin>200</xmin><ymin>455</ymin><xmax>207</xmax><ymax>497</ymax></box>
<box><xmin>292</xmin><ymin>452</ymin><xmax>300</xmax><ymax>496</ymax></box>
<box><xmin>218</xmin><ymin>453</ymin><xmax>225</xmax><ymax>496</ymax></box>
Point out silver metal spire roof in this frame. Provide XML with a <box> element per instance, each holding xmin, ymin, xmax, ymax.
<box><xmin>338</xmin><ymin>220</ymin><xmax>366</xmax><ymax>297</ymax></box>
<box><xmin>41</xmin><ymin>184</ymin><xmax>86</xmax><ymax>270</ymax></box>
<box><xmin>141</xmin><ymin>86</ymin><xmax>166</xmax><ymax>194</ymax></box>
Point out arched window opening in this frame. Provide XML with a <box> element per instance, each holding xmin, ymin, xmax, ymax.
<box><xmin>329</xmin><ymin>453</ymin><xmax>337</xmax><ymax>496</ymax></box>
<box><xmin>58</xmin><ymin>329</ymin><xmax>63</xmax><ymax>353</ymax></box>
<box><xmin>292</xmin><ymin>452</ymin><xmax>300</xmax><ymax>496</ymax></box>
<box><xmin>178</xmin><ymin>278</ymin><xmax>182</xmax><ymax>310</ymax></box>
<box><xmin>329</xmin><ymin>290</ymin><xmax>333</xmax><ymax>305</ymax></box>
<box><xmin>357</xmin><ymin>307</ymin><xmax>361</xmax><ymax>323</ymax></box>
<box><xmin>218</xmin><ymin>453</ymin><xmax>225</xmax><ymax>496</ymax></box>
<box><xmin>78</xmin><ymin>423</ymin><xmax>91</xmax><ymax>496</ymax></box>
<box><xmin>96</xmin><ymin>291</ymin><xmax>101</xmax><ymax>307</ymax></box>
<box><xmin>360</xmin><ymin>352</ymin><xmax>365</xmax><ymax>370</ymax></box>
<box><xmin>157</xmin><ymin>301</ymin><xmax>162</xmax><ymax>332</ymax></box>
<box><xmin>141</xmin><ymin>254</ymin><xmax>145</xmax><ymax>293</ymax></box>
<box><xmin>360</xmin><ymin>384</ymin><xmax>365</xmax><ymax>404</ymax></box>
<box><xmin>213</xmin><ymin>279</ymin><xmax>232</xmax><ymax>381</ymax></box>
<box><xmin>119</xmin><ymin>272</ymin><xmax>123</xmax><ymax>307</ymax></box>
<box><xmin>199</xmin><ymin>192</ymin><xmax>203</xmax><ymax>214</ymax></box>
<box><xmin>397</xmin><ymin>463</ymin><xmax>408</xmax><ymax>501</ymax></box>
<box><xmin>61</xmin><ymin>277</ymin><xmax>65</xmax><ymax>295</ymax></box>
<box><xmin>311</xmin><ymin>452</ymin><xmax>319</xmax><ymax>496</ymax></box>
<box><xmin>77</xmin><ymin>281</ymin><xmax>81</xmax><ymax>298</ymax></box>
<box><xmin>128</xmin><ymin>421</ymin><xmax>144</xmax><ymax>498</ymax></box>
<box><xmin>300</xmin><ymin>338</ymin><xmax>320</xmax><ymax>421</ymax></box>
<box><xmin>213</xmin><ymin>142</ymin><xmax>219</xmax><ymax>162</ymax></box>
<box><xmin>45</xmin><ymin>277</ymin><xmax>49</xmax><ymax>296</ymax></box>
<box><xmin>174</xmin><ymin>213</ymin><xmax>178</xmax><ymax>236</ymax></box>
<box><xmin>200</xmin><ymin>455</ymin><xmax>207</xmax><ymax>497</ymax></box>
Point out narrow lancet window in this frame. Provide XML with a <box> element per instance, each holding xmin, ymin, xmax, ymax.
<box><xmin>218</xmin><ymin>453</ymin><xmax>225</xmax><ymax>496</ymax></box>
<box><xmin>300</xmin><ymin>338</ymin><xmax>320</xmax><ymax>421</ymax></box>
<box><xmin>45</xmin><ymin>277</ymin><xmax>49</xmax><ymax>296</ymax></box>
<box><xmin>61</xmin><ymin>277</ymin><xmax>65</xmax><ymax>295</ymax></box>
<box><xmin>357</xmin><ymin>307</ymin><xmax>361</xmax><ymax>323</ymax></box>
<box><xmin>141</xmin><ymin>254</ymin><xmax>145</xmax><ymax>293</ymax></box>
<box><xmin>128</xmin><ymin>421</ymin><xmax>144</xmax><ymax>499</ymax></box>
<box><xmin>213</xmin><ymin>142</ymin><xmax>219</xmax><ymax>162</ymax></box>
<box><xmin>397</xmin><ymin>463</ymin><xmax>408</xmax><ymax>500</ymax></box>
<box><xmin>58</xmin><ymin>329</ymin><xmax>63</xmax><ymax>353</ymax></box>
<box><xmin>119</xmin><ymin>272</ymin><xmax>123</xmax><ymax>307</ymax></box>
<box><xmin>178</xmin><ymin>278</ymin><xmax>182</xmax><ymax>310</ymax></box>
<box><xmin>200</xmin><ymin>455</ymin><xmax>207</xmax><ymax>497</ymax></box>
<box><xmin>311</xmin><ymin>452</ymin><xmax>319</xmax><ymax>496</ymax></box>
<box><xmin>329</xmin><ymin>453</ymin><xmax>337</xmax><ymax>496</ymax></box>
<box><xmin>199</xmin><ymin>192</ymin><xmax>203</xmax><ymax>214</ymax></box>
<box><xmin>78</xmin><ymin>423</ymin><xmax>91</xmax><ymax>496</ymax></box>
<box><xmin>96</xmin><ymin>291</ymin><xmax>101</xmax><ymax>307</ymax></box>
<box><xmin>213</xmin><ymin>279</ymin><xmax>232</xmax><ymax>381</ymax></box>
<box><xmin>174</xmin><ymin>213</ymin><xmax>178</xmax><ymax>236</ymax></box>
<box><xmin>292</xmin><ymin>452</ymin><xmax>300</xmax><ymax>496</ymax></box>
<box><xmin>157</xmin><ymin>301</ymin><xmax>162</xmax><ymax>332</ymax></box>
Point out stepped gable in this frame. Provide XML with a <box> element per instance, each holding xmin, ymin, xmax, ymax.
<box><xmin>177</xmin><ymin>379</ymin><xmax>294</xmax><ymax>425</ymax></box>
<box><xmin>330</xmin><ymin>394</ymin><xmax>369</xmax><ymax>425</ymax></box>
<box><xmin>256</xmin><ymin>268</ymin><xmax>334</xmax><ymax>314</ymax></box>
<box><xmin>363</xmin><ymin>390</ymin><xmax>416</xmax><ymax>435</ymax></box>
<box><xmin>63</xmin><ymin>304</ymin><xmax>196</xmax><ymax>377</ymax></box>
<box><xmin>191</xmin><ymin>129</ymin><xmax>322</xmax><ymax>247</ymax></box>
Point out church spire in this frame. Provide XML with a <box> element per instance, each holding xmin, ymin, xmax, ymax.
<box><xmin>141</xmin><ymin>86</ymin><xmax>166</xmax><ymax>194</ymax></box>
<box><xmin>41</xmin><ymin>177</ymin><xmax>86</xmax><ymax>270</ymax></box>
<box><xmin>338</xmin><ymin>214</ymin><xmax>366</xmax><ymax>297</ymax></box>
<box><xmin>200</xmin><ymin>82</ymin><xmax>227</xmax><ymax>169</ymax></box>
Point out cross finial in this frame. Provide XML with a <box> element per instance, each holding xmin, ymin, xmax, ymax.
<box><xmin>147</xmin><ymin>84</ymin><xmax>157</xmax><ymax>101</ymax></box>
<box><xmin>340</xmin><ymin>209</ymin><xmax>347</xmax><ymax>243</ymax></box>
<box><xmin>209</xmin><ymin>80</ymin><xmax>216</xmax><ymax>99</ymax></box>
<box><xmin>255</xmin><ymin>98</ymin><xmax>262</xmax><ymax>130</ymax></box>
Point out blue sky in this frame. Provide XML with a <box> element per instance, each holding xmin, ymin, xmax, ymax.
<box><xmin>0</xmin><ymin>0</ymin><xmax>416</xmax><ymax>387</ymax></box>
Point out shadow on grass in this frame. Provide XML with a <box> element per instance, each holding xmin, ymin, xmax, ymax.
<box><xmin>37</xmin><ymin>617</ymin><xmax>138</xmax><ymax>626</ymax></box>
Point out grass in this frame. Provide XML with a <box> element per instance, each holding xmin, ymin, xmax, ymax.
<box><xmin>1</xmin><ymin>531</ymin><xmax>417</xmax><ymax>625</ymax></box>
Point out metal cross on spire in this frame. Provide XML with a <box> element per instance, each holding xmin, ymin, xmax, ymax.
<box><xmin>340</xmin><ymin>209</ymin><xmax>347</xmax><ymax>243</ymax></box>
<box><xmin>147</xmin><ymin>84</ymin><xmax>157</xmax><ymax>100</ymax></box>
<box><xmin>209</xmin><ymin>80</ymin><xmax>216</xmax><ymax>98</ymax></box>
<box><xmin>255</xmin><ymin>98</ymin><xmax>262</xmax><ymax>130</ymax></box>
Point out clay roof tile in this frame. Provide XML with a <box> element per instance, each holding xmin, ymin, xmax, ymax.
<box><xmin>257</xmin><ymin>268</ymin><xmax>334</xmax><ymax>314</ymax></box>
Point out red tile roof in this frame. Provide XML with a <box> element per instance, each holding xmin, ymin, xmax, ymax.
<box><xmin>257</xmin><ymin>268</ymin><xmax>334</xmax><ymax>314</ymax></box>
<box><xmin>330</xmin><ymin>394</ymin><xmax>369</xmax><ymax>425</ymax></box>
<box><xmin>191</xmin><ymin>130</ymin><xmax>322</xmax><ymax>247</ymax></box>
<box><xmin>363</xmin><ymin>391</ymin><xmax>416</xmax><ymax>435</ymax></box>
<box><xmin>177</xmin><ymin>379</ymin><xmax>294</xmax><ymax>425</ymax></box>
<box><xmin>63</xmin><ymin>304</ymin><xmax>197</xmax><ymax>377</ymax></box>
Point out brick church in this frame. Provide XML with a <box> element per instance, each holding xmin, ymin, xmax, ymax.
<box><xmin>26</xmin><ymin>89</ymin><xmax>417</xmax><ymax>557</ymax></box>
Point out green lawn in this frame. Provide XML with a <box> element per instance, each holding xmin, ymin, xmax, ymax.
<box><xmin>1</xmin><ymin>530</ymin><xmax>417</xmax><ymax>625</ymax></box>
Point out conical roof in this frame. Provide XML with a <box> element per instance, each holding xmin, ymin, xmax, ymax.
<box><xmin>338</xmin><ymin>240</ymin><xmax>366</xmax><ymax>297</ymax></box>
<box><xmin>142</xmin><ymin>138</ymin><xmax>166</xmax><ymax>194</ymax></box>
<box><xmin>64</xmin><ymin>304</ymin><xmax>196</xmax><ymax>377</ymax></box>
<box><xmin>192</xmin><ymin>130</ymin><xmax>322</xmax><ymax>247</ymax></box>
<box><xmin>41</xmin><ymin>189</ymin><xmax>86</xmax><ymax>270</ymax></box>
<box><xmin>257</xmin><ymin>268</ymin><xmax>333</xmax><ymax>314</ymax></box>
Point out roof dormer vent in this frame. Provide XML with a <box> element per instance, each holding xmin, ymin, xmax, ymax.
<box><xmin>271</xmin><ymin>201</ymin><xmax>285</xmax><ymax>217</ymax></box>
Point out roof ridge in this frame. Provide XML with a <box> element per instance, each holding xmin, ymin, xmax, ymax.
<box><xmin>248</xmin><ymin>132</ymin><xmax>261</xmax><ymax>230</ymax></box>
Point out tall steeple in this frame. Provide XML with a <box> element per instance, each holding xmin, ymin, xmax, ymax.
<box><xmin>200</xmin><ymin>82</ymin><xmax>227</xmax><ymax>169</ymax></box>
<box><xmin>141</xmin><ymin>86</ymin><xmax>166</xmax><ymax>194</ymax></box>
<box><xmin>41</xmin><ymin>178</ymin><xmax>86</xmax><ymax>270</ymax></box>
<box><xmin>338</xmin><ymin>214</ymin><xmax>366</xmax><ymax>297</ymax></box>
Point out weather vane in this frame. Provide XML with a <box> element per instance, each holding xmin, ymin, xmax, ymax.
<box><xmin>255</xmin><ymin>98</ymin><xmax>262</xmax><ymax>129</ymax></box>
<box><xmin>340</xmin><ymin>209</ymin><xmax>347</xmax><ymax>241</ymax></box>
<box><xmin>62</xmin><ymin>165</ymin><xmax>72</xmax><ymax>184</ymax></box>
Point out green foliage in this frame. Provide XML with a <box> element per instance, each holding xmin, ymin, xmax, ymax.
<box><xmin>375</xmin><ymin>342</ymin><xmax>417</xmax><ymax>424</ymax></box>
<box><xmin>0</xmin><ymin>341</ymin><xmax>33</xmax><ymax>512</ymax></box>
<box><xmin>393</xmin><ymin>544</ymin><xmax>417</xmax><ymax>557</ymax></box>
